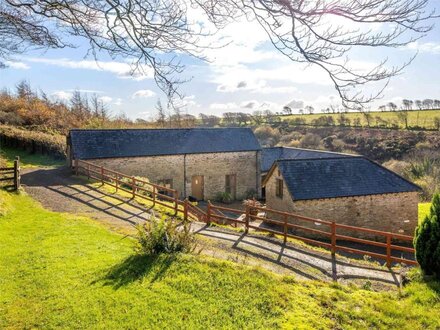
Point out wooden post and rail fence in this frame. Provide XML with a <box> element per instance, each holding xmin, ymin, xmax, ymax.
<box><xmin>0</xmin><ymin>156</ymin><xmax>20</xmax><ymax>190</ymax></box>
<box><xmin>74</xmin><ymin>159</ymin><xmax>416</xmax><ymax>267</ymax></box>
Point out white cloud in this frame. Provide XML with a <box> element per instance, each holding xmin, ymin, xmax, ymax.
<box><xmin>98</xmin><ymin>96</ymin><xmax>113</xmax><ymax>103</ymax></box>
<box><xmin>4</xmin><ymin>61</ymin><xmax>30</xmax><ymax>70</ymax></box>
<box><xmin>113</xmin><ymin>98</ymin><xmax>123</xmax><ymax>106</ymax></box>
<box><xmin>132</xmin><ymin>89</ymin><xmax>156</xmax><ymax>98</ymax></box>
<box><xmin>51</xmin><ymin>91</ymin><xmax>73</xmax><ymax>101</ymax></box>
<box><xmin>25</xmin><ymin>57</ymin><xmax>154</xmax><ymax>80</ymax></box>
<box><xmin>404</xmin><ymin>41</ymin><xmax>440</xmax><ymax>54</ymax></box>
<box><xmin>209</xmin><ymin>102</ymin><xmax>239</xmax><ymax>110</ymax></box>
<box><xmin>285</xmin><ymin>99</ymin><xmax>304</xmax><ymax>109</ymax></box>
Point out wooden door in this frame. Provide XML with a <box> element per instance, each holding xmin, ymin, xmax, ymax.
<box><xmin>191</xmin><ymin>175</ymin><xmax>204</xmax><ymax>200</ymax></box>
<box><xmin>225</xmin><ymin>174</ymin><xmax>236</xmax><ymax>200</ymax></box>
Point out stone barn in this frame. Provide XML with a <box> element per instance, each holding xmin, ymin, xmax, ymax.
<box><xmin>263</xmin><ymin>156</ymin><xmax>420</xmax><ymax>236</ymax></box>
<box><xmin>67</xmin><ymin>128</ymin><xmax>261</xmax><ymax>201</ymax></box>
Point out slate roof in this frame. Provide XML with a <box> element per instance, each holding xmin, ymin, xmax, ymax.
<box><xmin>273</xmin><ymin>157</ymin><xmax>419</xmax><ymax>201</ymax></box>
<box><xmin>69</xmin><ymin>128</ymin><xmax>261</xmax><ymax>159</ymax></box>
<box><xmin>261</xmin><ymin>147</ymin><xmax>352</xmax><ymax>172</ymax></box>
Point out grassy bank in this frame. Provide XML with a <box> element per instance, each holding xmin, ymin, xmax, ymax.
<box><xmin>0</xmin><ymin>146</ymin><xmax>64</xmax><ymax>168</ymax></box>
<box><xmin>0</xmin><ymin>190</ymin><xmax>439</xmax><ymax>329</ymax></box>
<box><xmin>282</xmin><ymin>109</ymin><xmax>440</xmax><ymax>130</ymax></box>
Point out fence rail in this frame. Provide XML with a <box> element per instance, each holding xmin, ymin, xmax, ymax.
<box><xmin>190</xmin><ymin>202</ymin><xmax>416</xmax><ymax>267</ymax></box>
<box><xmin>75</xmin><ymin>159</ymin><xmax>180</xmax><ymax>214</ymax></box>
<box><xmin>0</xmin><ymin>156</ymin><xmax>20</xmax><ymax>190</ymax></box>
<box><xmin>73</xmin><ymin>159</ymin><xmax>416</xmax><ymax>267</ymax></box>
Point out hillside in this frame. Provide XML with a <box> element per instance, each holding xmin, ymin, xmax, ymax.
<box><xmin>1</xmin><ymin>190</ymin><xmax>439</xmax><ymax>329</ymax></box>
<box><xmin>281</xmin><ymin>109</ymin><xmax>440</xmax><ymax>130</ymax></box>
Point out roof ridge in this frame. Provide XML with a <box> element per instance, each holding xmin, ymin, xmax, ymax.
<box><xmin>278</xmin><ymin>146</ymin><xmax>356</xmax><ymax>157</ymax></box>
<box><xmin>277</xmin><ymin>155</ymin><xmax>360</xmax><ymax>162</ymax></box>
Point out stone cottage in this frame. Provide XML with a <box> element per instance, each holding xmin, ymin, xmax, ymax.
<box><xmin>263</xmin><ymin>156</ymin><xmax>420</xmax><ymax>236</ymax></box>
<box><xmin>67</xmin><ymin>128</ymin><xmax>261</xmax><ymax>201</ymax></box>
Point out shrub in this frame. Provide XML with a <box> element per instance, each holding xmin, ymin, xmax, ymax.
<box><xmin>244</xmin><ymin>188</ymin><xmax>258</xmax><ymax>199</ymax></box>
<box><xmin>215</xmin><ymin>191</ymin><xmax>232</xmax><ymax>204</ymax></box>
<box><xmin>299</xmin><ymin>133</ymin><xmax>322</xmax><ymax>149</ymax></box>
<box><xmin>253</xmin><ymin>126</ymin><xmax>280</xmax><ymax>147</ymax></box>
<box><xmin>135</xmin><ymin>214</ymin><xmax>195</xmax><ymax>255</ymax></box>
<box><xmin>414</xmin><ymin>193</ymin><xmax>440</xmax><ymax>278</ymax></box>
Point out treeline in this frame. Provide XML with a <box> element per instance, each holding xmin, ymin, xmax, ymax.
<box><xmin>0</xmin><ymin>81</ymin><xmax>148</xmax><ymax>134</ymax></box>
<box><xmin>379</xmin><ymin>99</ymin><xmax>440</xmax><ymax>112</ymax></box>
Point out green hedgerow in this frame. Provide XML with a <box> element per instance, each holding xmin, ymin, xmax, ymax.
<box><xmin>414</xmin><ymin>193</ymin><xmax>440</xmax><ymax>278</ymax></box>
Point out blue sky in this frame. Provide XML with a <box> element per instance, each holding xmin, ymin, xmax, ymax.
<box><xmin>1</xmin><ymin>4</ymin><xmax>440</xmax><ymax>120</ymax></box>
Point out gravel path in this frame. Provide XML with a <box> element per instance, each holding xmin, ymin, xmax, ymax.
<box><xmin>21</xmin><ymin>166</ymin><xmax>403</xmax><ymax>288</ymax></box>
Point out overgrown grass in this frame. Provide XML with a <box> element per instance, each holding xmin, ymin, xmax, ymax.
<box><xmin>0</xmin><ymin>146</ymin><xmax>64</xmax><ymax>168</ymax></box>
<box><xmin>0</xmin><ymin>190</ymin><xmax>439</xmax><ymax>329</ymax></box>
<box><xmin>282</xmin><ymin>109</ymin><xmax>440</xmax><ymax>130</ymax></box>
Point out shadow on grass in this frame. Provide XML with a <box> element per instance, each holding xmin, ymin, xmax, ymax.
<box><xmin>100</xmin><ymin>253</ymin><xmax>177</xmax><ymax>289</ymax></box>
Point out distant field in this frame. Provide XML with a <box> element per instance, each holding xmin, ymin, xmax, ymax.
<box><xmin>282</xmin><ymin>109</ymin><xmax>440</xmax><ymax>129</ymax></box>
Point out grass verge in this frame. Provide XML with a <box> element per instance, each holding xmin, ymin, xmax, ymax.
<box><xmin>0</xmin><ymin>146</ymin><xmax>64</xmax><ymax>168</ymax></box>
<box><xmin>0</xmin><ymin>190</ymin><xmax>439</xmax><ymax>329</ymax></box>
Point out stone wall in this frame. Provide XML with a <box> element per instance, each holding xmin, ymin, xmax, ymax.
<box><xmin>264</xmin><ymin>165</ymin><xmax>419</xmax><ymax>238</ymax></box>
<box><xmin>83</xmin><ymin>150</ymin><xmax>259</xmax><ymax>200</ymax></box>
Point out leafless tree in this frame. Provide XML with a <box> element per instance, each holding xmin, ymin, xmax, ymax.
<box><xmin>305</xmin><ymin>105</ymin><xmax>314</xmax><ymax>115</ymax></box>
<box><xmin>402</xmin><ymin>99</ymin><xmax>414</xmax><ymax>110</ymax></box>
<box><xmin>1</xmin><ymin>0</ymin><xmax>437</xmax><ymax>106</ymax></box>
<box><xmin>155</xmin><ymin>99</ymin><xmax>167</xmax><ymax>128</ymax></box>
<box><xmin>388</xmin><ymin>102</ymin><xmax>398</xmax><ymax>111</ymax></box>
<box><xmin>251</xmin><ymin>110</ymin><xmax>265</xmax><ymax>125</ymax></box>
<box><xmin>396</xmin><ymin>109</ymin><xmax>409</xmax><ymax>128</ymax></box>
<box><xmin>423</xmin><ymin>98</ymin><xmax>434</xmax><ymax>109</ymax></box>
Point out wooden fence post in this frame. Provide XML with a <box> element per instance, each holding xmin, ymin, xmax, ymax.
<box><xmin>87</xmin><ymin>163</ymin><xmax>90</xmax><ymax>179</ymax></box>
<box><xmin>100</xmin><ymin>166</ymin><xmax>104</xmax><ymax>185</ymax></box>
<box><xmin>13</xmin><ymin>156</ymin><xmax>20</xmax><ymax>190</ymax></box>
<box><xmin>74</xmin><ymin>159</ymin><xmax>79</xmax><ymax>175</ymax></box>
<box><xmin>183</xmin><ymin>198</ymin><xmax>188</xmax><ymax>222</ymax></box>
<box><xmin>207</xmin><ymin>201</ymin><xmax>212</xmax><ymax>225</ymax></box>
<box><xmin>386</xmin><ymin>234</ymin><xmax>392</xmax><ymax>267</ymax></box>
<box><xmin>152</xmin><ymin>186</ymin><xmax>156</xmax><ymax>207</ymax></box>
<box><xmin>283</xmin><ymin>215</ymin><xmax>288</xmax><ymax>244</ymax></box>
<box><xmin>132</xmin><ymin>176</ymin><xmax>136</xmax><ymax>198</ymax></box>
<box><xmin>174</xmin><ymin>191</ymin><xmax>178</xmax><ymax>215</ymax></box>
<box><xmin>331</xmin><ymin>221</ymin><xmax>336</xmax><ymax>255</ymax></box>
<box><xmin>245</xmin><ymin>205</ymin><xmax>250</xmax><ymax>234</ymax></box>
<box><xmin>115</xmin><ymin>174</ymin><xmax>119</xmax><ymax>192</ymax></box>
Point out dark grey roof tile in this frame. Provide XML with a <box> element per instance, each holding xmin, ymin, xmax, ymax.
<box><xmin>277</xmin><ymin>157</ymin><xmax>419</xmax><ymax>200</ymax></box>
<box><xmin>70</xmin><ymin>128</ymin><xmax>261</xmax><ymax>159</ymax></box>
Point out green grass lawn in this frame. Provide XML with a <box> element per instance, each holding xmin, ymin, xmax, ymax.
<box><xmin>282</xmin><ymin>109</ymin><xmax>440</xmax><ymax>130</ymax></box>
<box><xmin>0</xmin><ymin>190</ymin><xmax>439</xmax><ymax>329</ymax></box>
<box><xmin>0</xmin><ymin>146</ymin><xmax>64</xmax><ymax>168</ymax></box>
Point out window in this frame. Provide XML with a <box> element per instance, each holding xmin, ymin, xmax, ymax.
<box><xmin>158</xmin><ymin>179</ymin><xmax>173</xmax><ymax>189</ymax></box>
<box><xmin>276</xmin><ymin>178</ymin><xmax>283</xmax><ymax>199</ymax></box>
<box><xmin>157</xmin><ymin>179</ymin><xmax>173</xmax><ymax>196</ymax></box>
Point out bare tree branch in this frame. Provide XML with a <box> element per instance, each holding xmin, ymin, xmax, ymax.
<box><xmin>0</xmin><ymin>0</ymin><xmax>437</xmax><ymax>106</ymax></box>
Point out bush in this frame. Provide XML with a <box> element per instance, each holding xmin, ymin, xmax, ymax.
<box><xmin>414</xmin><ymin>193</ymin><xmax>440</xmax><ymax>278</ymax></box>
<box><xmin>135</xmin><ymin>214</ymin><xmax>195</xmax><ymax>255</ymax></box>
<box><xmin>215</xmin><ymin>191</ymin><xmax>232</xmax><ymax>204</ymax></box>
<box><xmin>253</xmin><ymin>126</ymin><xmax>280</xmax><ymax>147</ymax></box>
<box><xmin>299</xmin><ymin>133</ymin><xmax>322</xmax><ymax>149</ymax></box>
